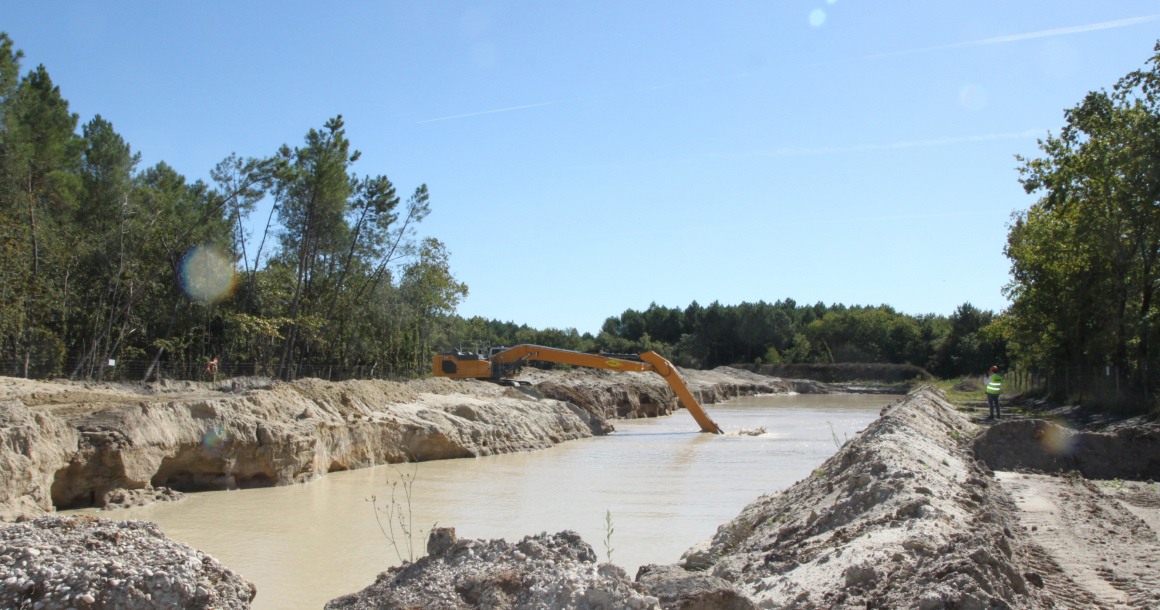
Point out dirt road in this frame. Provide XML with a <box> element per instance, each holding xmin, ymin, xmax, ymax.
<box><xmin>998</xmin><ymin>473</ymin><xmax>1160</xmax><ymax>609</ymax></box>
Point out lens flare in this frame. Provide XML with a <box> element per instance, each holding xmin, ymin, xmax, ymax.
<box><xmin>1039</xmin><ymin>423</ymin><xmax>1076</xmax><ymax>456</ymax></box>
<box><xmin>180</xmin><ymin>245</ymin><xmax>236</xmax><ymax>304</ymax></box>
<box><xmin>809</xmin><ymin>9</ymin><xmax>826</xmax><ymax>27</ymax></box>
<box><xmin>203</xmin><ymin>424</ymin><xmax>229</xmax><ymax>450</ymax></box>
<box><xmin>959</xmin><ymin>84</ymin><xmax>988</xmax><ymax>111</ymax></box>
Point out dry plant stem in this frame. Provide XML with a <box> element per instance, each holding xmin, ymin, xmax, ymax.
<box><xmin>826</xmin><ymin>420</ymin><xmax>841</xmax><ymax>449</ymax></box>
<box><xmin>603</xmin><ymin>509</ymin><xmax>614</xmax><ymax>563</ymax></box>
<box><xmin>367</xmin><ymin>494</ymin><xmax>406</xmax><ymax>565</ymax></box>
<box><xmin>367</xmin><ymin>452</ymin><xmax>438</xmax><ymax>565</ymax></box>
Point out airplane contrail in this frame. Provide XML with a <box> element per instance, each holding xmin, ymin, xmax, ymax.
<box><xmin>416</xmin><ymin>101</ymin><xmax>559</xmax><ymax>124</ymax></box>
<box><xmin>863</xmin><ymin>14</ymin><xmax>1160</xmax><ymax>60</ymax></box>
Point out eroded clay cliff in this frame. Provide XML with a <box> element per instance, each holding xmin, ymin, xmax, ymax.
<box><xmin>0</xmin><ymin>365</ymin><xmax>791</xmax><ymax>521</ymax></box>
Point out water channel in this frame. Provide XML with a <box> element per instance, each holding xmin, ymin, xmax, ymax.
<box><xmin>66</xmin><ymin>392</ymin><xmax>895</xmax><ymax>610</ymax></box>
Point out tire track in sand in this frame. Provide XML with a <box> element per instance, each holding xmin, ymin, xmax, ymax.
<box><xmin>997</xmin><ymin>471</ymin><xmax>1160</xmax><ymax>609</ymax></box>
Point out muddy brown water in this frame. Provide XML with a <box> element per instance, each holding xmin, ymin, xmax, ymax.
<box><xmin>64</xmin><ymin>393</ymin><xmax>894</xmax><ymax>610</ymax></box>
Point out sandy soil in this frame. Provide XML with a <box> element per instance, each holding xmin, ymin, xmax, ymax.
<box><xmin>998</xmin><ymin>473</ymin><xmax>1160</xmax><ymax>609</ymax></box>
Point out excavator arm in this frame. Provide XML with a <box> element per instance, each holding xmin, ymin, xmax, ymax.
<box><xmin>434</xmin><ymin>344</ymin><xmax>722</xmax><ymax>434</ymax></box>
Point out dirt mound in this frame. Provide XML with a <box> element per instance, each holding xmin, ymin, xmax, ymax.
<box><xmin>654</xmin><ymin>386</ymin><xmax>1047</xmax><ymax>609</ymax></box>
<box><xmin>635</xmin><ymin>564</ymin><xmax>755</xmax><ymax>610</ymax></box>
<box><xmin>325</xmin><ymin>528</ymin><xmax>655</xmax><ymax>610</ymax></box>
<box><xmin>952</xmin><ymin>378</ymin><xmax>981</xmax><ymax>392</ymax></box>
<box><xmin>0</xmin><ymin>515</ymin><xmax>255</xmax><ymax>609</ymax></box>
<box><xmin>972</xmin><ymin>418</ymin><xmax>1160</xmax><ymax>480</ymax></box>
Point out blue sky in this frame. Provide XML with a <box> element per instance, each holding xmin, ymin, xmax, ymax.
<box><xmin>5</xmin><ymin>2</ymin><xmax>1160</xmax><ymax>333</ymax></box>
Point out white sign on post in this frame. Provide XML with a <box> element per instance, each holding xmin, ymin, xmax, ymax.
<box><xmin>108</xmin><ymin>359</ymin><xmax>116</xmax><ymax>366</ymax></box>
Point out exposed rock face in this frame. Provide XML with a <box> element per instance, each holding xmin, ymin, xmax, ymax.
<box><xmin>0</xmin><ymin>401</ymin><xmax>78</xmax><ymax>523</ymax></box>
<box><xmin>973</xmin><ymin>418</ymin><xmax>1160</xmax><ymax>480</ymax></box>
<box><xmin>325</xmin><ymin>528</ymin><xmax>656</xmax><ymax>610</ymax></box>
<box><xmin>658</xmin><ymin>387</ymin><xmax>1049</xmax><ymax>609</ymax></box>
<box><xmin>0</xmin><ymin>515</ymin><xmax>255</xmax><ymax>609</ymax></box>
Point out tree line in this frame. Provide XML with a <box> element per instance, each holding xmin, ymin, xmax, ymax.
<box><xmin>0</xmin><ymin>32</ymin><xmax>466</xmax><ymax>380</ymax></box>
<box><xmin>449</xmin><ymin>299</ymin><xmax>1007</xmax><ymax>380</ymax></box>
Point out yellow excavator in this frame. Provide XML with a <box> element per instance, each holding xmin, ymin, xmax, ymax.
<box><xmin>433</xmin><ymin>344</ymin><xmax>722</xmax><ymax>434</ymax></box>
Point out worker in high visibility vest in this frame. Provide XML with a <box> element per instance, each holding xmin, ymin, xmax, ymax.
<box><xmin>986</xmin><ymin>365</ymin><xmax>1002</xmax><ymax>419</ymax></box>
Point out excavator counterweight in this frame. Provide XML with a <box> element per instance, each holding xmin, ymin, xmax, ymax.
<box><xmin>433</xmin><ymin>344</ymin><xmax>722</xmax><ymax>434</ymax></box>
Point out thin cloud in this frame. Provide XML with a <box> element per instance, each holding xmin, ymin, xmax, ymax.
<box><xmin>864</xmin><ymin>14</ymin><xmax>1160</xmax><ymax>60</ymax></box>
<box><xmin>416</xmin><ymin>101</ymin><xmax>559</xmax><ymax>124</ymax></box>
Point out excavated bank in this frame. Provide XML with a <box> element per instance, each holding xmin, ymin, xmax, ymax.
<box><xmin>0</xmin><ymin>375</ymin><xmax>605</xmax><ymax>521</ymax></box>
<box><xmin>973</xmin><ymin>418</ymin><xmax>1160</xmax><ymax>480</ymax></box>
<box><xmin>518</xmin><ymin>366</ymin><xmax>831</xmax><ymax>420</ymax></box>
<box><xmin>0</xmin><ymin>366</ymin><xmax>793</xmax><ymax>522</ymax></box>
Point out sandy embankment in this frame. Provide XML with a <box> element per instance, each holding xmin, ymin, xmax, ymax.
<box><xmin>330</xmin><ymin>386</ymin><xmax>1160</xmax><ymax>610</ymax></box>
<box><xmin>0</xmin><ymin>366</ymin><xmax>795</xmax><ymax>522</ymax></box>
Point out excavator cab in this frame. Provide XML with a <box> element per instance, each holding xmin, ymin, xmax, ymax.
<box><xmin>435</xmin><ymin>345</ymin><xmax>495</xmax><ymax>379</ymax></box>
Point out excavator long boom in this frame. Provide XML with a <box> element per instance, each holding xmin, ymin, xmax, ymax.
<box><xmin>434</xmin><ymin>344</ymin><xmax>722</xmax><ymax>434</ymax></box>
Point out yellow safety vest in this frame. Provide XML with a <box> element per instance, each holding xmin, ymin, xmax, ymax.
<box><xmin>986</xmin><ymin>374</ymin><xmax>1002</xmax><ymax>395</ymax></box>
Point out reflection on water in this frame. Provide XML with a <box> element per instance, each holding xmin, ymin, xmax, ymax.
<box><xmin>66</xmin><ymin>393</ymin><xmax>894</xmax><ymax>610</ymax></box>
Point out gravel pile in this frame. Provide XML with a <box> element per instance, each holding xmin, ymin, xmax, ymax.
<box><xmin>0</xmin><ymin>515</ymin><xmax>255</xmax><ymax>610</ymax></box>
<box><xmin>326</xmin><ymin>527</ymin><xmax>657</xmax><ymax>610</ymax></box>
<box><xmin>99</xmin><ymin>486</ymin><xmax>185</xmax><ymax>510</ymax></box>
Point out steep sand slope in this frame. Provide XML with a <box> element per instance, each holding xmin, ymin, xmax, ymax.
<box><xmin>652</xmin><ymin>386</ymin><xmax>1050</xmax><ymax>609</ymax></box>
<box><xmin>654</xmin><ymin>388</ymin><xmax>1160</xmax><ymax>609</ymax></box>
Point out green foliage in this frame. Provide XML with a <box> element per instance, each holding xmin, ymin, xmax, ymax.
<box><xmin>1005</xmin><ymin>41</ymin><xmax>1160</xmax><ymax>398</ymax></box>
<box><xmin>556</xmin><ymin>298</ymin><xmax>998</xmax><ymax>376</ymax></box>
<box><xmin>0</xmin><ymin>33</ymin><xmax>464</xmax><ymax>379</ymax></box>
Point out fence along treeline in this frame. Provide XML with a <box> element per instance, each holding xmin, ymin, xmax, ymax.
<box><xmin>0</xmin><ymin>33</ymin><xmax>467</xmax><ymax>380</ymax></box>
<box><xmin>450</xmin><ymin>299</ymin><xmax>1008</xmax><ymax>380</ymax></box>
